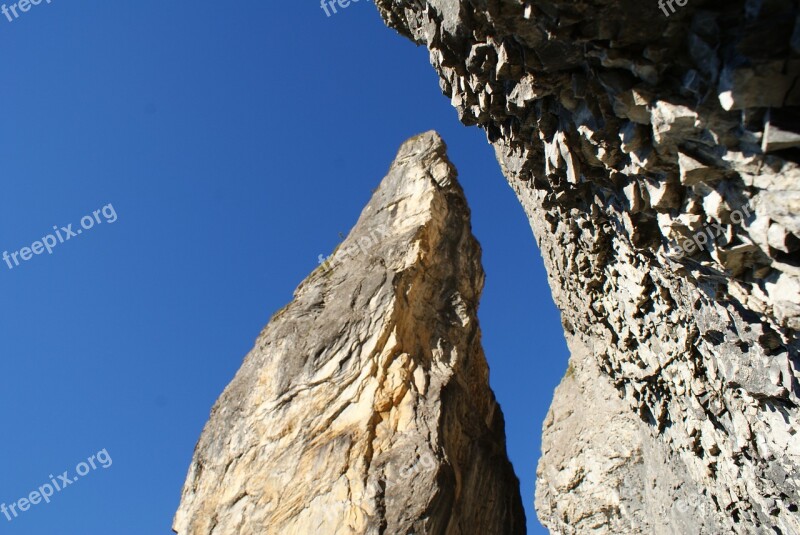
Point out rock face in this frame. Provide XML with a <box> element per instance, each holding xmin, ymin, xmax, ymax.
<box><xmin>374</xmin><ymin>1</ymin><xmax>800</xmax><ymax>533</ymax></box>
<box><xmin>173</xmin><ymin>132</ymin><xmax>526</xmax><ymax>534</ymax></box>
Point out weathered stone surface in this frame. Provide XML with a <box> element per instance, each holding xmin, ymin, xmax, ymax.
<box><xmin>374</xmin><ymin>1</ymin><xmax>800</xmax><ymax>533</ymax></box>
<box><xmin>173</xmin><ymin>132</ymin><xmax>526</xmax><ymax>534</ymax></box>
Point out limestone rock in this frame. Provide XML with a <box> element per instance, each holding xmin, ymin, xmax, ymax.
<box><xmin>763</xmin><ymin>109</ymin><xmax>800</xmax><ymax>154</ymax></box>
<box><xmin>374</xmin><ymin>1</ymin><xmax>800</xmax><ymax>533</ymax></box>
<box><xmin>173</xmin><ymin>132</ymin><xmax>526</xmax><ymax>535</ymax></box>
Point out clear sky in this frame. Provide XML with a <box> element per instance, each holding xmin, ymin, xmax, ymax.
<box><xmin>0</xmin><ymin>1</ymin><xmax>569</xmax><ymax>533</ymax></box>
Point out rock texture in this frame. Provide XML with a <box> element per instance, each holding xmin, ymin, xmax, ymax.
<box><xmin>374</xmin><ymin>1</ymin><xmax>800</xmax><ymax>533</ymax></box>
<box><xmin>173</xmin><ymin>132</ymin><xmax>526</xmax><ymax>535</ymax></box>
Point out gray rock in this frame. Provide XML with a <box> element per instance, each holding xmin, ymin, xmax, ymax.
<box><xmin>374</xmin><ymin>1</ymin><xmax>800</xmax><ymax>533</ymax></box>
<box><xmin>763</xmin><ymin>109</ymin><xmax>800</xmax><ymax>153</ymax></box>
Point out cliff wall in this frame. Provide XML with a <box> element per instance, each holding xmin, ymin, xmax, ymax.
<box><xmin>374</xmin><ymin>1</ymin><xmax>800</xmax><ymax>532</ymax></box>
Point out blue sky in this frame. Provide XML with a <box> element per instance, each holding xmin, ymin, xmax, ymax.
<box><xmin>0</xmin><ymin>1</ymin><xmax>569</xmax><ymax>533</ymax></box>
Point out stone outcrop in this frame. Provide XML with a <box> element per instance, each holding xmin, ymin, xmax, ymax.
<box><xmin>173</xmin><ymin>132</ymin><xmax>526</xmax><ymax>534</ymax></box>
<box><xmin>374</xmin><ymin>1</ymin><xmax>800</xmax><ymax>533</ymax></box>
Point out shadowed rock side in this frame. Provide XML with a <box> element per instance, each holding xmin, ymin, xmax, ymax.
<box><xmin>173</xmin><ymin>132</ymin><xmax>526</xmax><ymax>535</ymax></box>
<box><xmin>374</xmin><ymin>1</ymin><xmax>800</xmax><ymax>533</ymax></box>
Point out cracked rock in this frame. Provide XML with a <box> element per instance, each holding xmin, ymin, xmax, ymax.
<box><xmin>374</xmin><ymin>1</ymin><xmax>800</xmax><ymax>533</ymax></box>
<box><xmin>173</xmin><ymin>132</ymin><xmax>525</xmax><ymax>535</ymax></box>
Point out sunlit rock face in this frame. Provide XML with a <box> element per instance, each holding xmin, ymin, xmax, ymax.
<box><xmin>375</xmin><ymin>1</ymin><xmax>800</xmax><ymax>533</ymax></box>
<box><xmin>173</xmin><ymin>131</ymin><xmax>526</xmax><ymax>535</ymax></box>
